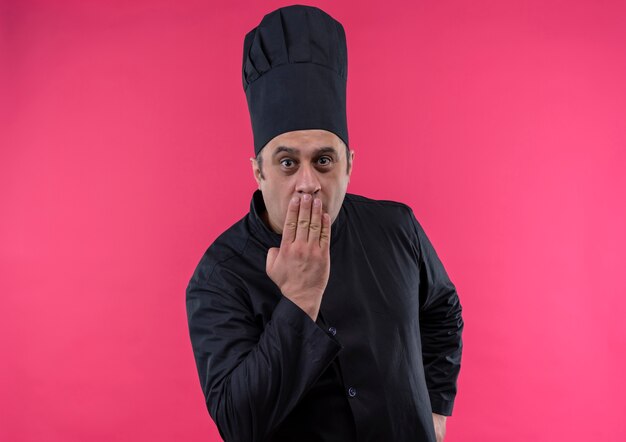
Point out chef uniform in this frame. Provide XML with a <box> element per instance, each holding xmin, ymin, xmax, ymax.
<box><xmin>186</xmin><ymin>5</ymin><xmax>464</xmax><ymax>442</ymax></box>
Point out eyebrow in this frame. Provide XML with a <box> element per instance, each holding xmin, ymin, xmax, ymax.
<box><xmin>272</xmin><ymin>146</ymin><xmax>338</xmax><ymax>158</ymax></box>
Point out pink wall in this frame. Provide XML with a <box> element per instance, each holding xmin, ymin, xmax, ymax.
<box><xmin>2</xmin><ymin>0</ymin><xmax>625</xmax><ymax>440</ymax></box>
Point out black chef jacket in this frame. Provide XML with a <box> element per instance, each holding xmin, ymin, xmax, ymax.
<box><xmin>186</xmin><ymin>190</ymin><xmax>464</xmax><ymax>442</ymax></box>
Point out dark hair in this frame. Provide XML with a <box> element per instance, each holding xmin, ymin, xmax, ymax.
<box><xmin>256</xmin><ymin>143</ymin><xmax>351</xmax><ymax>180</ymax></box>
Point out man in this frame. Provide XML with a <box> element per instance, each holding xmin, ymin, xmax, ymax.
<box><xmin>186</xmin><ymin>5</ymin><xmax>463</xmax><ymax>442</ymax></box>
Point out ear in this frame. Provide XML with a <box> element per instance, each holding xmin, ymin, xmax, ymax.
<box><xmin>347</xmin><ymin>149</ymin><xmax>355</xmax><ymax>176</ymax></box>
<box><xmin>250</xmin><ymin>157</ymin><xmax>262</xmax><ymax>188</ymax></box>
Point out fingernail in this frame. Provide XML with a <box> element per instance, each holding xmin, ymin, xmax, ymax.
<box><xmin>313</xmin><ymin>198</ymin><xmax>321</xmax><ymax>206</ymax></box>
<box><xmin>291</xmin><ymin>196</ymin><xmax>299</xmax><ymax>204</ymax></box>
<box><xmin>302</xmin><ymin>194</ymin><xmax>311</xmax><ymax>201</ymax></box>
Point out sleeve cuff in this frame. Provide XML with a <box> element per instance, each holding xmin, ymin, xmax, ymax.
<box><xmin>430</xmin><ymin>396</ymin><xmax>455</xmax><ymax>416</ymax></box>
<box><xmin>272</xmin><ymin>296</ymin><xmax>343</xmax><ymax>353</ymax></box>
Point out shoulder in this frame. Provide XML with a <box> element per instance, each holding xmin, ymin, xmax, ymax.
<box><xmin>341</xmin><ymin>193</ymin><xmax>424</xmax><ymax>247</ymax></box>
<box><xmin>342</xmin><ymin>193</ymin><xmax>432</xmax><ymax>261</ymax></box>
<box><xmin>343</xmin><ymin>192</ymin><xmax>416</xmax><ymax>225</ymax></box>
<box><xmin>187</xmin><ymin>214</ymin><xmax>252</xmax><ymax>293</ymax></box>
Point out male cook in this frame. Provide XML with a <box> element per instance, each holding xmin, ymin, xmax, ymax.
<box><xmin>186</xmin><ymin>5</ymin><xmax>464</xmax><ymax>442</ymax></box>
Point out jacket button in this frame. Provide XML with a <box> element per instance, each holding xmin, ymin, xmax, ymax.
<box><xmin>348</xmin><ymin>387</ymin><xmax>357</xmax><ymax>398</ymax></box>
<box><xmin>328</xmin><ymin>326</ymin><xmax>337</xmax><ymax>336</ymax></box>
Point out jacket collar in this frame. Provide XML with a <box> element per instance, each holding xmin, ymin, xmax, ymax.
<box><xmin>248</xmin><ymin>189</ymin><xmax>346</xmax><ymax>249</ymax></box>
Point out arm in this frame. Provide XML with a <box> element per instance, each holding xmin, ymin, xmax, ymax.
<box><xmin>186</xmin><ymin>280</ymin><xmax>341</xmax><ymax>442</ymax></box>
<box><xmin>432</xmin><ymin>412</ymin><xmax>447</xmax><ymax>442</ymax></box>
<box><xmin>187</xmin><ymin>195</ymin><xmax>336</xmax><ymax>441</ymax></box>
<box><xmin>410</xmin><ymin>211</ymin><xmax>464</xmax><ymax>417</ymax></box>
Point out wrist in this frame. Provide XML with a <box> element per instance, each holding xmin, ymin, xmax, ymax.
<box><xmin>283</xmin><ymin>293</ymin><xmax>320</xmax><ymax>321</ymax></box>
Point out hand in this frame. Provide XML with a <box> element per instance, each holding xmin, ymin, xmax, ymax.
<box><xmin>266</xmin><ymin>194</ymin><xmax>331</xmax><ymax>321</ymax></box>
<box><xmin>432</xmin><ymin>413</ymin><xmax>447</xmax><ymax>442</ymax></box>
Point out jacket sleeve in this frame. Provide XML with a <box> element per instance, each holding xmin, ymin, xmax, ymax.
<box><xmin>410</xmin><ymin>211</ymin><xmax>464</xmax><ymax>416</ymax></box>
<box><xmin>186</xmin><ymin>259</ymin><xmax>342</xmax><ymax>442</ymax></box>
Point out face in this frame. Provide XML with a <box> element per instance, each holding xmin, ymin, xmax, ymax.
<box><xmin>250</xmin><ymin>129</ymin><xmax>355</xmax><ymax>234</ymax></box>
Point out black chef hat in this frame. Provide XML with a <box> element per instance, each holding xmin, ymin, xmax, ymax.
<box><xmin>242</xmin><ymin>4</ymin><xmax>348</xmax><ymax>156</ymax></box>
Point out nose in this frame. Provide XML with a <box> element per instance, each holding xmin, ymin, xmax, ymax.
<box><xmin>295</xmin><ymin>162</ymin><xmax>321</xmax><ymax>196</ymax></box>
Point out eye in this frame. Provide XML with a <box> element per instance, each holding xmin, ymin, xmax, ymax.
<box><xmin>317</xmin><ymin>156</ymin><xmax>333</xmax><ymax>166</ymax></box>
<box><xmin>280</xmin><ymin>158</ymin><xmax>295</xmax><ymax>168</ymax></box>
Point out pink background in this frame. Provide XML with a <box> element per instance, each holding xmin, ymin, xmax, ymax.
<box><xmin>2</xmin><ymin>0</ymin><xmax>625</xmax><ymax>440</ymax></box>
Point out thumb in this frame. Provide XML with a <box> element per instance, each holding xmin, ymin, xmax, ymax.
<box><xmin>266</xmin><ymin>247</ymin><xmax>279</xmax><ymax>274</ymax></box>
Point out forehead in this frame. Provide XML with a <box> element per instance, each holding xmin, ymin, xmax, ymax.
<box><xmin>263</xmin><ymin>129</ymin><xmax>342</xmax><ymax>157</ymax></box>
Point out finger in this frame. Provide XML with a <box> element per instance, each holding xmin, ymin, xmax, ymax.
<box><xmin>308</xmin><ymin>197</ymin><xmax>322</xmax><ymax>245</ymax></box>
<box><xmin>295</xmin><ymin>194</ymin><xmax>313</xmax><ymax>242</ymax></box>
<box><xmin>281</xmin><ymin>196</ymin><xmax>300</xmax><ymax>244</ymax></box>
<box><xmin>320</xmin><ymin>212</ymin><xmax>331</xmax><ymax>250</ymax></box>
<box><xmin>266</xmin><ymin>247</ymin><xmax>279</xmax><ymax>274</ymax></box>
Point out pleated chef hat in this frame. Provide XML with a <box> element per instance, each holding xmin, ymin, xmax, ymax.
<box><xmin>242</xmin><ymin>4</ymin><xmax>349</xmax><ymax>156</ymax></box>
